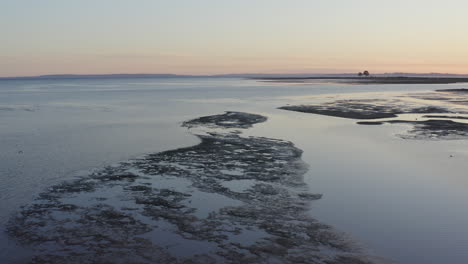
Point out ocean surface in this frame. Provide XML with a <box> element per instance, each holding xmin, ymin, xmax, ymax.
<box><xmin>1</xmin><ymin>77</ymin><xmax>468</xmax><ymax>263</ymax></box>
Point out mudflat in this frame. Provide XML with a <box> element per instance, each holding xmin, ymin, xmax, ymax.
<box><xmin>279</xmin><ymin>90</ymin><xmax>468</xmax><ymax>140</ymax></box>
<box><xmin>279</xmin><ymin>100</ymin><xmax>451</xmax><ymax>120</ymax></box>
<box><xmin>8</xmin><ymin>112</ymin><xmax>377</xmax><ymax>264</ymax></box>
<box><xmin>257</xmin><ymin>77</ymin><xmax>468</xmax><ymax>85</ymax></box>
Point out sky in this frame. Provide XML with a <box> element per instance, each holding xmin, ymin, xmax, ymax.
<box><xmin>1</xmin><ymin>0</ymin><xmax>468</xmax><ymax>77</ymax></box>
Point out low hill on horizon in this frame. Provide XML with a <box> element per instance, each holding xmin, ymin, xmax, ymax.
<box><xmin>1</xmin><ymin>72</ymin><xmax>468</xmax><ymax>80</ymax></box>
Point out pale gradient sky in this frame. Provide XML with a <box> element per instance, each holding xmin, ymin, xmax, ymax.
<box><xmin>1</xmin><ymin>0</ymin><xmax>468</xmax><ymax>77</ymax></box>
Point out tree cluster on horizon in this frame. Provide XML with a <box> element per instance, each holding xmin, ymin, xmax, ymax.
<box><xmin>358</xmin><ymin>70</ymin><xmax>370</xmax><ymax>77</ymax></box>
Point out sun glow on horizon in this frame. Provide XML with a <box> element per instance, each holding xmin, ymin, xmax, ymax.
<box><xmin>1</xmin><ymin>0</ymin><xmax>468</xmax><ymax>77</ymax></box>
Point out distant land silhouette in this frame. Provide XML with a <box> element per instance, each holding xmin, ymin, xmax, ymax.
<box><xmin>1</xmin><ymin>72</ymin><xmax>468</xmax><ymax>80</ymax></box>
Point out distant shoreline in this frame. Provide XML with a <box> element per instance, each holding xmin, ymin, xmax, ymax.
<box><xmin>255</xmin><ymin>76</ymin><xmax>468</xmax><ymax>84</ymax></box>
<box><xmin>2</xmin><ymin>73</ymin><xmax>468</xmax><ymax>82</ymax></box>
<box><xmin>0</xmin><ymin>74</ymin><xmax>198</xmax><ymax>81</ymax></box>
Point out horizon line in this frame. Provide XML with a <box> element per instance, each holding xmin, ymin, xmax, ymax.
<box><xmin>2</xmin><ymin>72</ymin><xmax>468</xmax><ymax>80</ymax></box>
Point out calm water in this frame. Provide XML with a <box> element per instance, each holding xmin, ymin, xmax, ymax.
<box><xmin>1</xmin><ymin>77</ymin><xmax>468</xmax><ymax>263</ymax></box>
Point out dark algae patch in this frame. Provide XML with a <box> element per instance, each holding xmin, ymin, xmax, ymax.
<box><xmin>182</xmin><ymin>111</ymin><xmax>267</xmax><ymax>129</ymax></box>
<box><xmin>435</xmin><ymin>88</ymin><xmax>468</xmax><ymax>93</ymax></box>
<box><xmin>280</xmin><ymin>94</ymin><xmax>468</xmax><ymax>140</ymax></box>
<box><xmin>279</xmin><ymin>99</ymin><xmax>401</xmax><ymax>119</ymax></box>
<box><xmin>7</xmin><ymin>112</ymin><xmax>377</xmax><ymax>264</ymax></box>
<box><xmin>422</xmin><ymin>115</ymin><xmax>468</xmax><ymax>120</ymax></box>
<box><xmin>279</xmin><ymin>99</ymin><xmax>451</xmax><ymax>120</ymax></box>
<box><xmin>358</xmin><ymin>120</ymin><xmax>468</xmax><ymax>139</ymax></box>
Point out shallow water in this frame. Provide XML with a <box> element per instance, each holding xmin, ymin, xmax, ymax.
<box><xmin>244</xmin><ymin>110</ymin><xmax>468</xmax><ymax>264</ymax></box>
<box><xmin>1</xmin><ymin>77</ymin><xmax>468</xmax><ymax>263</ymax></box>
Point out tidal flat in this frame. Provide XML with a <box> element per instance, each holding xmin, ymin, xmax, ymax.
<box><xmin>280</xmin><ymin>88</ymin><xmax>468</xmax><ymax>140</ymax></box>
<box><xmin>7</xmin><ymin>112</ymin><xmax>377</xmax><ymax>264</ymax></box>
<box><xmin>258</xmin><ymin>77</ymin><xmax>468</xmax><ymax>85</ymax></box>
<box><xmin>2</xmin><ymin>78</ymin><xmax>468</xmax><ymax>264</ymax></box>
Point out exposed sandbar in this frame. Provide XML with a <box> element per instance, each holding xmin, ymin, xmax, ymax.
<box><xmin>256</xmin><ymin>77</ymin><xmax>468</xmax><ymax>85</ymax></box>
<box><xmin>435</xmin><ymin>88</ymin><xmax>468</xmax><ymax>93</ymax></box>
<box><xmin>279</xmin><ymin>100</ymin><xmax>451</xmax><ymax>120</ymax></box>
<box><xmin>279</xmin><ymin>92</ymin><xmax>468</xmax><ymax>140</ymax></box>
